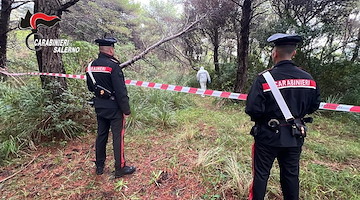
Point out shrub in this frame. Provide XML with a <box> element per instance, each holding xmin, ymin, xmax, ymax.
<box><xmin>126</xmin><ymin>86</ymin><xmax>193</xmax><ymax>131</ymax></box>
<box><xmin>0</xmin><ymin>82</ymin><xmax>93</xmax><ymax>164</ymax></box>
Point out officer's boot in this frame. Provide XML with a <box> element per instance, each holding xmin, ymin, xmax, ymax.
<box><xmin>115</xmin><ymin>166</ymin><xmax>136</xmax><ymax>178</ymax></box>
<box><xmin>96</xmin><ymin>163</ymin><xmax>104</xmax><ymax>175</ymax></box>
<box><xmin>96</xmin><ymin>167</ymin><xmax>104</xmax><ymax>175</ymax></box>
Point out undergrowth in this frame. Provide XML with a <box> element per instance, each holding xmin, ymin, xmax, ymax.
<box><xmin>0</xmin><ymin>82</ymin><xmax>93</xmax><ymax>164</ymax></box>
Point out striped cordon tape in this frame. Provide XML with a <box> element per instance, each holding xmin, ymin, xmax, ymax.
<box><xmin>1</xmin><ymin>70</ymin><xmax>359</xmax><ymax>113</ymax></box>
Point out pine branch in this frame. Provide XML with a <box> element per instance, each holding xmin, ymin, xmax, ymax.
<box><xmin>0</xmin><ymin>155</ymin><xmax>38</xmax><ymax>183</ymax></box>
<box><xmin>10</xmin><ymin>0</ymin><xmax>32</xmax><ymax>10</ymax></box>
<box><xmin>230</xmin><ymin>0</ymin><xmax>243</xmax><ymax>8</ymax></box>
<box><xmin>119</xmin><ymin>14</ymin><xmax>207</xmax><ymax>68</ymax></box>
<box><xmin>58</xmin><ymin>0</ymin><xmax>80</xmax><ymax>14</ymax></box>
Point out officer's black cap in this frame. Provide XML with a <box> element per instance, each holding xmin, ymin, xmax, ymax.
<box><xmin>267</xmin><ymin>33</ymin><xmax>302</xmax><ymax>46</ymax></box>
<box><xmin>95</xmin><ymin>38</ymin><xmax>117</xmax><ymax>47</ymax></box>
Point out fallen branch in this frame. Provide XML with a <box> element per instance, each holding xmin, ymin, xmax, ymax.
<box><xmin>8</xmin><ymin>74</ymin><xmax>25</xmax><ymax>86</ymax></box>
<box><xmin>5</xmin><ymin>68</ymin><xmax>26</xmax><ymax>85</ymax></box>
<box><xmin>120</xmin><ymin>14</ymin><xmax>207</xmax><ymax>68</ymax></box>
<box><xmin>57</xmin><ymin>0</ymin><xmax>80</xmax><ymax>14</ymax></box>
<box><xmin>0</xmin><ymin>155</ymin><xmax>38</xmax><ymax>183</ymax></box>
<box><xmin>170</xmin><ymin>43</ymin><xmax>198</xmax><ymax>71</ymax></box>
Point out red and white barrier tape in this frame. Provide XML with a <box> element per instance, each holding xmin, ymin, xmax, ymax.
<box><xmin>1</xmin><ymin>70</ymin><xmax>359</xmax><ymax>113</ymax></box>
<box><xmin>124</xmin><ymin>79</ymin><xmax>248</xmax><ymax>100</ymax></box>
<box><xmin>0</xmin><ymin>71</ymin><xmax>86</xmax><ymax>80</ymax></box>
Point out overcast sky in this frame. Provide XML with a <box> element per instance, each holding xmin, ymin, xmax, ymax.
<box><xmin>133</xmin><ymin>0</ymin><xmax>150</xmax><ymax>6</ymax></box>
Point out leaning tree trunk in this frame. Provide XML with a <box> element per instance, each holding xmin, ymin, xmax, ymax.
<box><xmin>234</xmin><ymin>0</ymin><xmax>251</xmax><ymax>93</ymax></box>
<box><xmin>0</xmin><ymin>0</ymin><xmax>11</xmax><ymax>81</ymax></box>
<box><xmin>34</xmin><ymin>0</ymin><xmax>69</xmax><ymax>99</ymax></box>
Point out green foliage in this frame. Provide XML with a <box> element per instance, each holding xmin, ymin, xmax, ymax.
<box><xmin>187</xmin><ymin>52</ymin><xmax>266</xmax><ymax>93</ymax></box>
<box><xmin>0</xmin><ymin>82</ymin><xmax>93</xmax><ymax>164</ymax></box>
<box><xmin>210</xmin><ymin>63</ymin><xmax>237</xmax><ymax>92</ymax></box>
<box><xmin>2</xmin><ymin>2</ymin><xmax>359</xmax><ymax>199</ymax></box>
<box><xmin>149</xmin><ymin>170</ymin><xmax>164</xmax><ymax>186</ymax></box>
<box><xmin>301</xmin><ymin>164</ymin><xmax>360</xmax><ymax>199</ymax></box>
<box><xmin>174</xmin><ymin>102</ymin><xmax>253</xmax><ymax>198</ymax></box>
<box><xmin>62</xmin><ymin>40</ymin><xmax>98</xmax><ymax>74</ymax></box>
<box><xmin>186</xmin><ymin>63</ymin><xmax>237</xmax><ymax>92</ymax></box>
<box><xmin>314</xmin><ymin>61</ymin><xmax>360</xmax><ymax>106</ymax></box>
<box><xmin>144</xmin><ymin>0</ymin><xmax>183</xmax><ymax>35</ymax></box>
<box><xmin>61</xmin><ymin>0</ymin><xmax>142</xmax><ymax>42</ymax></box>
<box><xmin>7</xmin><ymin>30</ymin><xmax>38</xmax><ymax>72</ymax></box>
<box><xmin>123</xmin><ymin>58</ymin><xmax>195</xmax><ymax>132</ymax></box>
<box><xmin>126</xmin><ymin>87</ymin><xmax>193</xmax><ymax>131</ymax></box>
<box><xmin>114</xmin><ymin>179</ymin><xmax>128</xmax><ymax>191</ymax></box>
<box><xmin>175</xmin><ymin>101</ymin><xmax>360</xmax><ymax>199</ymax></box>
<box><xmin>0</xmin><ymin>136</ymin><xmax>20</xmax><ymax>160</ymax></box>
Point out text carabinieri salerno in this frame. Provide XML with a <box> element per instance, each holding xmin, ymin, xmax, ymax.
<box><xmin>33</xmin><ymin>39</ymin><xmax>80</xmax><ymax>53</ymax></box>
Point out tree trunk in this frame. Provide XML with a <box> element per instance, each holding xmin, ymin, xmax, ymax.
<box><xmin>351</xmin><ymin>29</ymin><xmax>360</xmax><ymax>62</ymax></box>
<box><xmin>234</xmin><ymin>0</ymin><xmax>251</xmax><ymax>93</ymax></box>
<box><xmin>34</xmin><ymin>0</ymin><xmax>68</xmax><ymax>98</ymax></box>
<box><xmin>0</xmin><ymin>0</ymin><xmax>11</xmax><ymax>81</ymax></box>
<box><xmin>213</xmin><ymin>27</ymin><xmax>220</xmax><ymax>74</ymax></box>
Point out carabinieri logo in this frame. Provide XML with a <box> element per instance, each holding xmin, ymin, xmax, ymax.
<box><xmin>20</xmin><ymin>11</ymin><xmax>61</xmax><ymax>30</ymax></box>
<box><xmin>20</xmin><ymin>11</ymin><xmax>61</xmax><ymax>51</ymax></box>
<box><xmin>19</xmin><ymin>11</ymin><xmax>80</xmax><ymax>53</ymax></box>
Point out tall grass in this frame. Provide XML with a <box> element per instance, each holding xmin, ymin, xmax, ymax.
<box><xmin>174</xmin><ymin>100</ymin><xmax>360</xmax><ymax>199</ymax></box>
<box><xmin>0</xmin><ymin>82</ymin><xmax>93</xmax><ymax>164</ymax></box>
<box><xmin>126</xmin><ymin>87</ymin><xmax>194</xmax><ymax>132</ymax></box>
<box><xmin>221</xmin><ymin>153</ymin><xmax>252</xmax><ymax>199</ymax></box>
<box><xmin>124</xmin><ymin>61</ymin><xmax>195</xmax><ymax>133</ymax></box>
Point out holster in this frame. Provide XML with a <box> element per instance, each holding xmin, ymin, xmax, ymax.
<box><xmin>250</xmin><ymin>124</ymin><xmax>260</xmax><ymax>136</ymax></box>
<box><xmin>94</xmin><ymin>84</ymin><xmax>112</xmax><ymax>99</ymax></box>
<box><xmin>290</xmin><ymin>119</ymin><xmax>307</xmax><ymax>138</ymax></box>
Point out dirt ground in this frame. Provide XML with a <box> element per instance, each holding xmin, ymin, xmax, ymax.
<box><xmin>0</xmin><ymin>130</ymin><xmax>207</xmax><ymax>199</ymax></box>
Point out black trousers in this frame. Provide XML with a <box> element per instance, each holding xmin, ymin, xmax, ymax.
<box><xmin>95</xmin><ymin>108</ymin><xmax>126</xmax><ymax>170</ymax></box>
<box><xmin>249</xmin><ymin>142</ymin><xmax>302</xmax><ymax>200</ymax></box>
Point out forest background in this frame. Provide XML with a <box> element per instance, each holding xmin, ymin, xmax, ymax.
<box><xmin>0</xmin><ymin>0</ymin><xmax>359</xmax><ymax>199</ymax></box>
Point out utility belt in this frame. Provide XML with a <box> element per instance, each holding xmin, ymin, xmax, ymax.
<box><xmin>251</xmin><ymin>117</ymin><xmax>313</xmax><ymax>138</ymax></box>
<box><xmin>88</xmin><ymin>85</ymin><xmax>115</xmax><ymax>107</ymax></box>
<box><xmin>266</xmin><ymin>117</ymin><xmax>313</xmax><ymax>138</ymax></box>
<box><xmin>94</xmin><ymin>84</ymin><xmax>115</xmax><ymax>100</ymax></box>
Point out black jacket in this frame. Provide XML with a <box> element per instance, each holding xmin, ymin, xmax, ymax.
<box><xmin>86</xmin><ymin>52</ymin><xmax>131</xmax><ymax>115</ymax></box>
<box><xmin>245</xmin><ymin>60</ymin><xmax>320</xmax><ymax>147</ymax></box>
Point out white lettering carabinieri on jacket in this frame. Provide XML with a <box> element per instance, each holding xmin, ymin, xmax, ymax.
<box><xmin>86</xmin><ymin>66</ymin><xmax>112</xmax><ymax>73</ymax></box>
<box><xmin>262</xmin><ymin>79</ymin><xmax>316</xmax><ymax>92</ymax></box>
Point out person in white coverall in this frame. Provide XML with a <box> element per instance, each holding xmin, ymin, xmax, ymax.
<box><xmin>196</xmin><ymin>67</ymin><xmax>211</xmax><ymax>97</ymax></box>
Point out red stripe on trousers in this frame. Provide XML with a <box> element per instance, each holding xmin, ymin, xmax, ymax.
<box><xmin>248</xmin><ymin>143</ymin><xmax>255</xmax><ymax>200</ymax></box>
<box><xmin>120</xmin><ymin>116</ymin><xmax>126</xmax><ymax>168</ymax></box>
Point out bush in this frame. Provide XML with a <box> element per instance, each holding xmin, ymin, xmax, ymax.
<box><xmin>126</xmin><ymin>86</ymin><xmax>194</xmax><ymax>131</ymax></box>
<box><xmin>311</xmin><ymin>61</ymin><xmax>360</xmax><ymax>106</ymax></box>
<box><xmin>0</xmin><ymin>82</ymin><xmax>93</xmax><ymax>164</ymax></box>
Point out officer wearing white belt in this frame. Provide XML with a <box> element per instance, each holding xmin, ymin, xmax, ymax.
<box><xmin>245</xmin><ymin>33</ymin><xmax>321</xmax><ymax>200</ymax></box>
<box><xmin>86</xmin><ymin>38</ymin><xmax>135</xmax><ymax>178</ymax></box>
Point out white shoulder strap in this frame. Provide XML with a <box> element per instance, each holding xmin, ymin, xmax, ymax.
<box><xmin>262</xmin><ymin>71</ymin><xmax>294</xmax><ymax>121</ymax></box>
<box><xmin>87</xmin><ymin>61</ymin><xmax>96</xmax><ymax>85</ymax></box>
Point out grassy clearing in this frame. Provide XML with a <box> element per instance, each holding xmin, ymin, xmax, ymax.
<box><xmin>170</xmin><ymin>97</ymin><xmax>360</xmax><ymax>199</ymax></box>
<box><xmin>1</xmin><ymin>91</ymin><xmax>359</xmax><ymax>199</ymax></box>
<box><xmin>2</xmin><ymin>30</ymin><xmax>359</xmax><ymax>198</ymax></box>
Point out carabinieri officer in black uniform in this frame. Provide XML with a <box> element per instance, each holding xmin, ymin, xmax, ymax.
<box><xmin>86</xmin><ymin>38</ymin><xmax>135</xmax><ymax>178</ymax></box>
<box><xmin>245</xmin><ymin>33</ymin><xmax>320</xmax><ymax>200</ymax></box>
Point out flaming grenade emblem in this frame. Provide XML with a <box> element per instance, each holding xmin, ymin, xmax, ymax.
<box><xmin>20</xmin><ymin>11</ymin><xmax>61</xmax><ymax>51</ymax></box>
